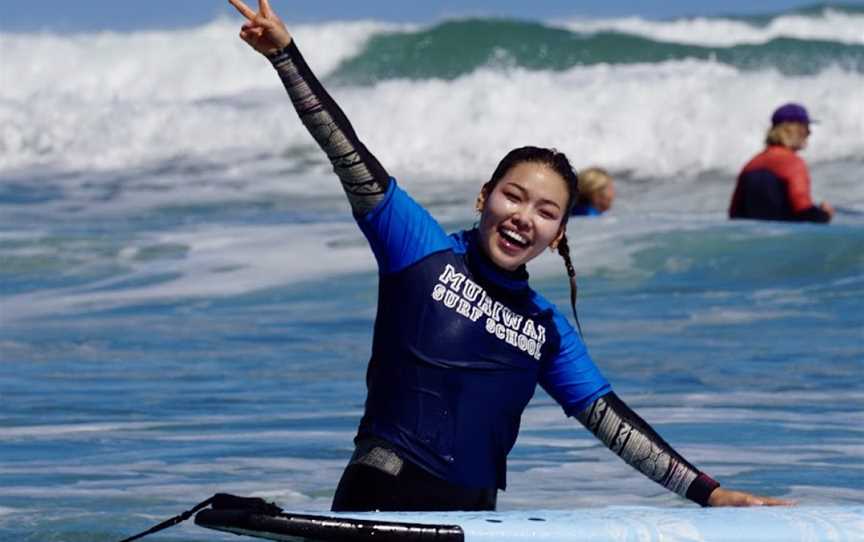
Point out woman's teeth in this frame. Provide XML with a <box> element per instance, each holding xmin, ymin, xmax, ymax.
<box><xmin>501</xmin><ymin>228</ymin><xmax>528</xmax><ymax>247</ymax></box>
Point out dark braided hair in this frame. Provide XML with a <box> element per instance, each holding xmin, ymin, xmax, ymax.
<box><xmin>554</xmin><ymin>233</ymin><xmax>582</xmax><ymax>334</ymax></box>
<box><xmin>483</xmin><ymin>146</ymin><xmax>583</xmax><ymax>333</ymax></box>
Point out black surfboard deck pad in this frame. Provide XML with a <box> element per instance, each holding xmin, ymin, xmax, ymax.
<box><xmin>194</xmin><ymin>508</ymin><xmax>465</xmax><ymax>542</ymax></box>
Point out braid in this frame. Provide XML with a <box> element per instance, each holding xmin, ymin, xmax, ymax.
<box><xmin>556</xmin><ymin>234</ymin><xmax>582</xmax><ymax>336</ymax></box>
<box><xmin>488</xmin><ymin>146</ymin><xmax>584</xmax><ymax>334</ymax></box>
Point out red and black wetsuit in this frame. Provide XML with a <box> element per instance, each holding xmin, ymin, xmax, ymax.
<box><xmin>729</xmin><ymin>145</ymin><xmax>830</xmax><ymax>223</ymax></box>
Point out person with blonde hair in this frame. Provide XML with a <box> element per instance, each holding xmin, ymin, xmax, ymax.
<box><xmin>571</xmin><ymin>167</ymin><xmax>615</xmax><ymax>216</ymax></box>
<box><xmin>729</xmin><ymin>103</ymin><xmax>832</xmax><ymax>223</ymax></box>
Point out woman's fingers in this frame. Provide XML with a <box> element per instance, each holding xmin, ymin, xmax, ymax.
<box><xmin>228</xmin><ymin>0</ymin><xmax>257</xmax><ymax>21</ymax></box>
<box><xmin>259</xmin><ymin>0</ymin><xmax>274</xmax><ymax>18</ymax></box>
<box><xmin>241</xmin><ymin>17</ymin><xmax>275</xmax><ymax>34</ymax></box>
<box><xmin>240</xmin><ymin>25</ymin><xmax>265</xmax><ymax>39</ymax></box>
<box><xmin>232</xmin><ymin>0</ymin><xmax>291</xmax><ymax>53</ymax></box>
<box><xmin>241</xmin><ymin>21</ymin><xmax>267</xmax><ymax>31</ymax></box>
<box><xmin>761</xmin><ymin>496</ymin><xmax>796</xmax><ymax>506</ymax></box>
<box><xmin>708</xmin><ymin>488</ymin><xmax>795</xmax><ymax>507</ymax></box>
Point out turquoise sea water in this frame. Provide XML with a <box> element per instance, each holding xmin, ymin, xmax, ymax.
<box><xmin>1</xmin><ymin>5</ymin><xmax>863</xmax><ymax>541</ymax></box>
<box><xmin>332</xmin><ymin>17</ymin><xmax>864</xmax><ymax>83</ymax></box>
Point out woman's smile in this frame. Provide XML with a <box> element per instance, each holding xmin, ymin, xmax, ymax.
<box><xmin>478</xmin><ymin>162</ymin><xmax>568</xmax><ymax>271</ymax></box>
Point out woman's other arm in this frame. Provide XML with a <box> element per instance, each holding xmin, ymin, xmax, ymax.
<box><xmin>578</xmin><ymin>392</ymin><xmax>793</xmax><ymax>507</ymax></box>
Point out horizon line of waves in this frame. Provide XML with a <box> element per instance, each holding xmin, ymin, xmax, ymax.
<box><xmin>2</xmin><ymin>10</ymin><xmax>862</xmax><ymax>102</ymax></box>
<box><xmin>2</xmin><ymin>3</ymin><xmax>861</xmax><ymax>46</ymax></box>
<box><xmin>329</xmin><ymin>19</ymin><xmax>864</xmax><ymax>85</ymax></box>
<box><xmin>558</xmin><ymin>6</ymin><xmax>864</xmax><ymax>47</ymax></box>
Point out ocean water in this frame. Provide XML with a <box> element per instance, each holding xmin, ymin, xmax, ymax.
<box><xmin>1</xmin><ymin>5</ymin><xmax>863</xmax><ymax>541</ymax></box>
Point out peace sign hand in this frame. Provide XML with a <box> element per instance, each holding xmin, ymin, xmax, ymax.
<box><xmin>228</xmin><ymin>0</ymin><xmax>292</xmax><ymax>56</ymax></box>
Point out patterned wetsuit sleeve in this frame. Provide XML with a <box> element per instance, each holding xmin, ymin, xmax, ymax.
<box><xmin>577</xmin><ymin>392</ymin><xmax>720</xmax><ymax>506</ymax></box>
<box><xmin>267</xmin><ymin>41</ymin><xmax>389</xmax><ymax>215</ymax></box>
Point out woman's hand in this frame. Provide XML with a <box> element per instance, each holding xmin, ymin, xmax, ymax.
<box><xmin>707</xmin><ymin>487</ymin><xmax>795</xmax><ymax>507</ymax></box>
<box><xmin>229</xmin><ymin>0</ymin><xmax>292</xmax><ymax>56</ymax></box>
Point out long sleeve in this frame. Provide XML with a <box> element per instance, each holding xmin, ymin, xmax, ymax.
<box><xmin>577</xmin><ymin>392</ymin><xmax>720</xmax><ymax>506</ymax></box>
<box><xmin>785</xmin><ymin>160</ymin><xmax>830</xmax><ymax>223</ymax></box>
<box><xmin>267</xmin><ymin>41</ymin><xmax>390</xmax><ymax>215</ymax></box>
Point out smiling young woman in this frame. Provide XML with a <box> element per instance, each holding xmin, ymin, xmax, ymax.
<box><xmin>477</xmin><ymin>159</ymin><xmax>570</xmax><ymax>271</ymax></box>
<box><xmin>229</xmin><ymin>0</ymin><xmax>791</xmax><ymax>512</ymax></box>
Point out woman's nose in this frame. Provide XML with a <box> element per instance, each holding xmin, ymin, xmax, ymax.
<box><xmin>511</xmin><ymin>210</ymin><xmax>530</xmax><ymax>230</ymax></box>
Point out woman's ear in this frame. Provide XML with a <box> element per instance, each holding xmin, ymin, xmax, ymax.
<box><xmin>549</xmin><ymin>226</ymin><xmax>566</xmax><ymax>250</ymax></box>
<box><xmin>475</xmin><ymin>187</ymin><xmax>488</xmax><ymax>213</ymax></box>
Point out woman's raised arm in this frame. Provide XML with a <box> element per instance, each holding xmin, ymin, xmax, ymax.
<box><xmin>229</xmin><ymin>0</ymin><xmax>391</xmax><ymax>215</ymax></box>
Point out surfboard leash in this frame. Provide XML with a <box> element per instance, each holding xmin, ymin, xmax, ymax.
<box><xmin>116</xmin><ymin>493</ymin><xmax>283</xmax><ymax>542</ymax></box>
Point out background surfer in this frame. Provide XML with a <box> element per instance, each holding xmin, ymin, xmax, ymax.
<box><xmin>229</xmin><ymin>0</ymin><xmax>792</xmax><ymax>511</ymax></box>
<box><xmin>729</xmin><ymin>103</ymin><xmax>833</xmax><ymax>223</ymax></box>
<box><xmin>570</xmin><ymin>167</ymin><xmax>615</xmax><ymax>216</ymax></box>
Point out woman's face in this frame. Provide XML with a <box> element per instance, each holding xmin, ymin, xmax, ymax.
<box><xmin>791</xmin><ymin>122</ymin><xmax>811</xmax><ymax>151</ymax></box>
<box><xmin>476</xmin><ymin>162</ymin><xmax>569</xmax><ymax>271</ymax></box>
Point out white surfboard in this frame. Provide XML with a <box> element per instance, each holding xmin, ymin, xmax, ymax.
<box><xmin>195</xmin><ymin>504</ymin><xmax>864</xmax><ymax>542</ymax></box>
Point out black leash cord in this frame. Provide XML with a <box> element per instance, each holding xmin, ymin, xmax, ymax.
<box><xmin>117</xmin><ymin>495</ymin><xmax>216</xmax><ymax>542</ymax></box>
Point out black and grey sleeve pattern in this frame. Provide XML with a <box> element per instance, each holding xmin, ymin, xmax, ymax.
<box><xmin>577</xmin><ymin>392</ymin><xmax>720</xmax><ymax>506</ymax></box>
<box><xmin>267</xmin><ymin>41</ymin><xmax>390</xmax><ymax>215</ymax></box>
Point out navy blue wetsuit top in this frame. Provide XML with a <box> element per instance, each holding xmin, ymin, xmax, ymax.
<box><xmin>268</xmin><ymin>40</ymin><xmax>717</xmax><ymax>506</ymax></box>
<box><xmin>571</xmin><ymin>203</ymin><xmax>601</xmax><ymax>217</ymax></box>
<box><xmin>355</xmin><ymin>181</ymin><xmax>611</xmax><ymax>490</ymax></box>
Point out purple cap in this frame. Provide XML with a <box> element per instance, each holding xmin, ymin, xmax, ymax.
<box><xmin>771</xmin><ymin>103</ymin><xmax>813</xmax><ymax>126</ymax></box>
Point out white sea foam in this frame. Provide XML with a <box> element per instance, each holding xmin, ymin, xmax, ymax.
<box><xmin>0</xmin><ymin>221</ymin><xmax>376</xmax><ymax>320</ymax></box>
<box><xmin>4</xmin><ymin>205</ymin><xmax>857</xmax><ymax>322</ymax></box>
<box><xmin>559</xmin><ymin>8</ymin><xmax>864</xmax><ymax>46</ymax></box>
<box><xmin>155</xmin><ymin>429</ymin><xmax>353</xmax><ymax>442</ymax></box>
<box><xmin>1</xmin><ymin>20</ymin><xmax>862</xmax><ymax>323</ymax></box>
<box><xmin>0</xmin><ymin>421</ymin><xmax>182</xmax><ymax>439</ymax></box>
<box><xmin>1</xmin><ymin>21</ymin><xmax>862</xmax><ymax>180</ymax></box>
<box><xmin>684</xmin><ymin>307</ymin><xmax>805</xmax><ymax>325</ymax></box>
<box><xmin>0</xmin><ymin>19</ymin><xmax>398</xmax><ymax>102</ymax></box>
<box><xmin>0</xmin><ymin>412</ymin><xmax>361</xmax><ymax>441</ymax></box>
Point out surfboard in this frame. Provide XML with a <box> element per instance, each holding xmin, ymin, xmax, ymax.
<box><xmin>195</xmin><ymin>504</ymin><xmax>864</xmax><ymax>542</ymax></box>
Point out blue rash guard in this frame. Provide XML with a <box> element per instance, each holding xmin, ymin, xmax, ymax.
<box><xmin>268</xmin><ymin>40</ymin><xmax>720</xmax><ymax>509</ymax></box>
<box><xmin>355</xmin><ymin>181</ymin><xmax>611</xmax><ymax>490</ymax></box>
<box><xmin>570</xmin><ymin>203</ymin><xmax>601</xmax><ymax>217</ymax></box>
